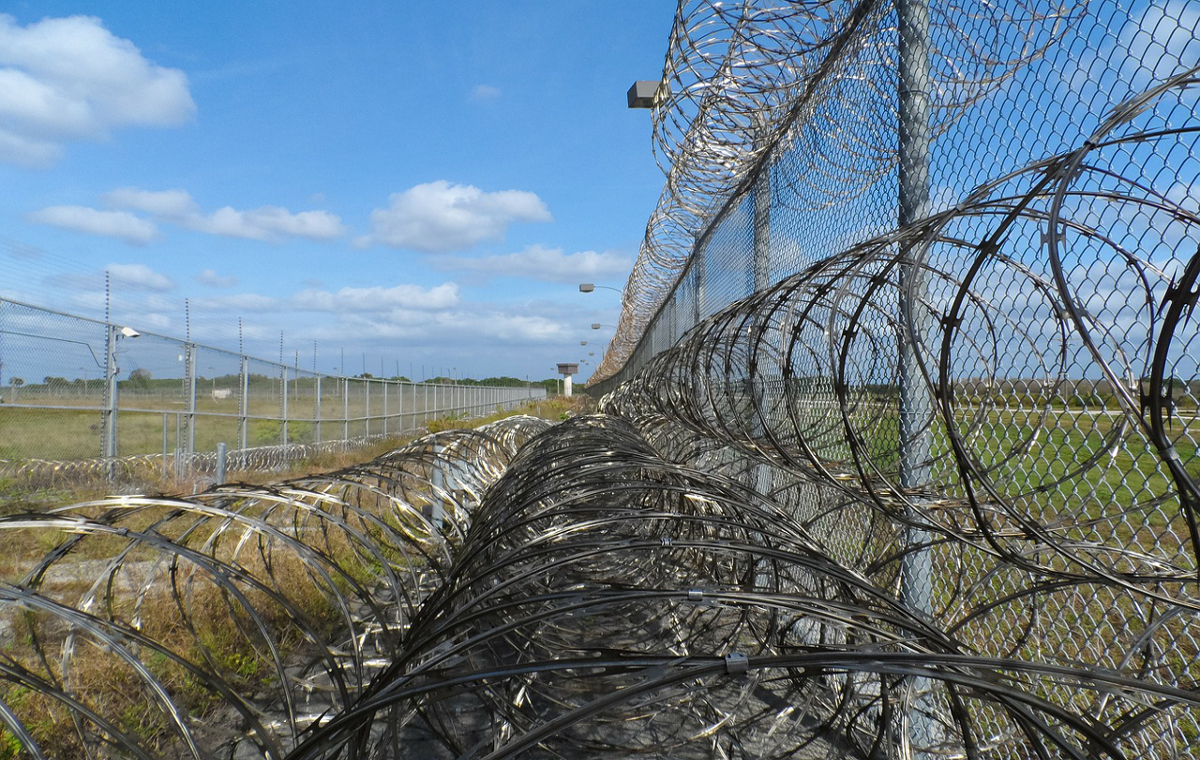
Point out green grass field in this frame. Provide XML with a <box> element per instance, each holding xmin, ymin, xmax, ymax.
<box><xmin>0</xmin><ymin>385</ymin><xmax>533</xmax><ymax>460</ymax></box>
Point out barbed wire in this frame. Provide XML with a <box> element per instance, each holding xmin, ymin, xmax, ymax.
<box><xmin>0</xmin><ymin>415</ymin><xmax>550</xmax><ymax>759</ymax></box>
<box><xmin>604</xmin><ymin>65</ymin><xmax>1200</xmax><ymax>584</ymax></box>
<box><xmin>597</xmin><ymin>0</ymin><xmax>1082</xmax><ymax>383</ymax></box>
<box><xmin>285</xmin><ymin>413</ymin><xmax>1200</xmax><ymax>759</ymax></box>
<box><xmin>0</xmin><ymin>2</ymin><xmax>1197</xmax><ymax>756</ymax></box>
<box><xmin>0</xmin><ymin>434</ymin><xmax>402</xmax><ymax>491</ymax></box>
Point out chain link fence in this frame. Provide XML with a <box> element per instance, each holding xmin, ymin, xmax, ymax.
<box><xmin>0</xmin><ymin>297</ymin><xmax>545</xmax><ymax>485</ymax></box>
<box><xmin>594</xmin><ymin>0</ymin><xmax>1200</xmax><ymax>388</ymax></box>
<box><xmin>589</xmin><ymin>0</ymin><xmax>1200</xmax><ymax>754</ymax></box>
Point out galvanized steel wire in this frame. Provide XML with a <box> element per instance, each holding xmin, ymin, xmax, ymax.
<box><xmin>284</xmin><ymin>412</ymin><xmax>1200</xmax><ymax>759</ymax></box>
<box><xmin>0</xmin><ymin>434</ymin><xmax>399</xmax><ymax>490</ymax></box>
<box><xmin>599</xmin><ymin>0</ymin><xmax>1084</xmax><ymax>381</ymax></box>
<box><xmin>1</xmin><ymin>1</ymin><xmax>1199</xmax><ymax>756</ymax></box>
<box><xmin>0</xmin><ymin>415</ymin><xmax>550</xmax><ymax>759</ymax></box>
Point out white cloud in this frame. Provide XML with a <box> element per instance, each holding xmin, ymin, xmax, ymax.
<box><xmin>1065</xmin><ymin>1</ymin><xmax>1200</xmax><ymax>106</ymax></box>
<box><xmin>473</xmin><ymin>312</ymin><xmax>568</xmax><ymax>342</ymax></box>
<box><xmin>106</xmin><ymin>262</ymin><xmax>173</xmax><ymax>291</ymax></box>
<box><xmin>0</xmin><ymin>126</ymin><xmax>61</xmax><ymax>167</ymax></box>
<box><xmin>41</xmin><ymin>186</ymin><xmax>347</xmax><ymax>243</ymax></box>
<box><xmin>27</xmin><ymin>205</ymin><xmax>159</xmax><ymax>244</ymax></box>
<box><xmin>435</xmin><ymin>244</ymin><xmax>633</xmax><ymax>284</ymax></box>
<box><xmin>0</xmin><ymin>14</ymin><xmax>195</xmax><ymax>167</ymax></box>
<box><xmin>291</xmin><ymin>282</ymin><xmax>460</xmax><ymax>312</ymax></box>
<box><xmin>361</xmin><ymin>181</ymin><xmax>552</xmax><ymax>253</ymax></box>
<box><xmin>314</xmin><ymin>307</ymin><xmax>571</xmax><ymax>345</ymax></box>
<box><xmin>190</xmin><ymin>205</ymin><xmax>345</xmax><ymax>241</ymax></box>
<box><xmin>194</xmin><ymin>268</ymin><xmax>238</xmax><ymax>288</ymax></box>
<box><xmin>102</xmin><ymin>187</ymin><xmax>199</xmax><ymax>219</ymax></box>
<box><xmin>470</xmin><ymin>84</ymin><xmax>501</xmax><ymax>102</ymax></box>
<box><xmin>1118</xmin><ymin>1</ymin><xmax>1200</xmax><ymax>84</ymax></box>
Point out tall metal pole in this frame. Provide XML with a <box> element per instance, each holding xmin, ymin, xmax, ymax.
<box><xmin>315</xmin><ymin>374</ymin><xmax>323</xmax><ymax>443</ymax></box>
<box><xmin>238</xmin><ymin>356</ymin><xmax>249</xmax><ymax>450</ymax></box>
<box><xmin>281</xmin><ymin>365</ymin><xmax>289</xmax><ymax>446</ymax></box>
<box><xmin>184</xmin><ymin>343</ymin><xmax>197</xmax><ymax>469</ymax></box>
<box><xmin>898</xmin><ymin>0</ymin><xmax>937</xmax><ymax>753</ymax></box>
<box><xmin>103</xmin><ymin>324</ymin><xmax>119</xmax><ymax>471</ymax></box>
<box><xmin>752</xmin><ymin>153</ymin><xmax>771</xmax><ymax>295</ymax></box>
<box><xmin>751</xmin><ymin>116</ymin><xmax>773</xmax><ymax>499</ymax></box>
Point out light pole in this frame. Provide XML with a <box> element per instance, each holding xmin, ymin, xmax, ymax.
<box><xmin>579</xmin><ymin>341</ymin><xmax>601</xmax><ymax>361</ymax></box>
<box><xmin>589</xmin><ymin>326</ymin><xmax>616</xmax><ymax>368</ymax></box>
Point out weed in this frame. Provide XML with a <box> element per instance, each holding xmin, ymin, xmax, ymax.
<box><xmin>0</xmin><ymin>730</ymin><xmax>21</xmax><ymax>760</ymax></box>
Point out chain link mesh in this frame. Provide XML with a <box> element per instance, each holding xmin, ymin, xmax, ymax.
<box><xmin>0</xmin><ymin>298</ymin><xmax>546</xmax><ymax>488</ymax></box>
<box><xmin>590</xmin><ymin>0</ymin><xmax>1200</xmax><ymax>754</ymax></box>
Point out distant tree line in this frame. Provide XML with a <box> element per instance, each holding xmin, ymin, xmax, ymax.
<box><xmin>5</xmin><ymin>370</ymin><xmax>563</xmax><ymax>397</ymax></box>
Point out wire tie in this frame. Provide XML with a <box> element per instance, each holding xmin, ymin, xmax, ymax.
<box><xmin>660</xmin><ymin>537</ymin><xmax>673</xmax><ymax>547</ymax></box>
<box><xmin>724</xmin><ymin>652</ymin><xmax>749</xmax><ymax>675</ymax></box>
<box><xmin>688</xmin><ymin>589</ymin><xmax>704</xmax><ymax>601</ymax></box>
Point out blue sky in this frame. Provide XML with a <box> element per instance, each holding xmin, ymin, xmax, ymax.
<box><xmin>0</xmin><ymin>2</ymin><xmax>670</xmax><ymax>381</ymax></box>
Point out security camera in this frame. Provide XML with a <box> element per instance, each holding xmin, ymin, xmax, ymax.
<box><xmin>119</xmin><ymin>326</ymin><xmax>140</xmax><ymax>338</ymax></box>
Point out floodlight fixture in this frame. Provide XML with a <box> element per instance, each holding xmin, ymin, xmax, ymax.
<box><xmin>627</xmin><ymin>81</ymin><xmax>659</xmax><ymax>109</ymax></box>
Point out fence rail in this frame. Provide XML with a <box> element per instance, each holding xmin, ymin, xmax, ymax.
<box><xmin>0</xmin><ymin>297</ymin><xmax>545</xmax><ymax>481</ymax></box>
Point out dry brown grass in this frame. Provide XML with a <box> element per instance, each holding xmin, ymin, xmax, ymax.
<box><xmin>0</xmin><ymin>397</ymin><xmax>587</xmax><ymax>757</ymax></box>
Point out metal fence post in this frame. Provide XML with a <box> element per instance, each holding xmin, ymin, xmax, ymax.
<box><xmin>184</xmin><ymin>343</ymin><xmax>197</xmax><ymax>470</ymax></box>
<box><xmin>281</xmin><ymin>364</ymin><xmax>289</xmax><ymax>446</ymax></box>
<box><xmin>102</xmin><ymin>324</ymin><xmax>118</xmax><ymax>472</ymax></box>
<box><xmin>314</xmin><ymin>374</ymin><xmax>322</xmax><ymax>443</ymax></box>
<box><xmin>398</xmin><ymin>379</ymin><xmax>405</xmax><ymax>432</ymax></box>
<box><xmin>751</xmin><ymin>127</ymin><xmax>773</xmax><ymax>500</ymax></box>
<box><xmin>752</xmin><ymin>156</ymin><xmax>770</xmax><ymax>295</ymax></box>
<box><xmin>898</xmin><ymin>0</ymin><xmax>937</xmax><ymax>753</ymax></box>
<box><xmin>342</xmin><ymin>377</ymin><xmax>349</xmax><ymax>440</ymax></box>
<box><xmin>365</xmin><ymin>378</ymin><xmax>371</xmax><ymax>437</ymax></box>
<box><xmin>238</xmin><ymin>356</ymin><xmax>249</xmax><ymax>450</ymax></box>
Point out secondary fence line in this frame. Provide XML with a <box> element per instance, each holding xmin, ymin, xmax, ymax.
<box><xmin>0</xmin><ymin>297</ymin><xmax>546</xmax><ymax>483</ymax></box>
